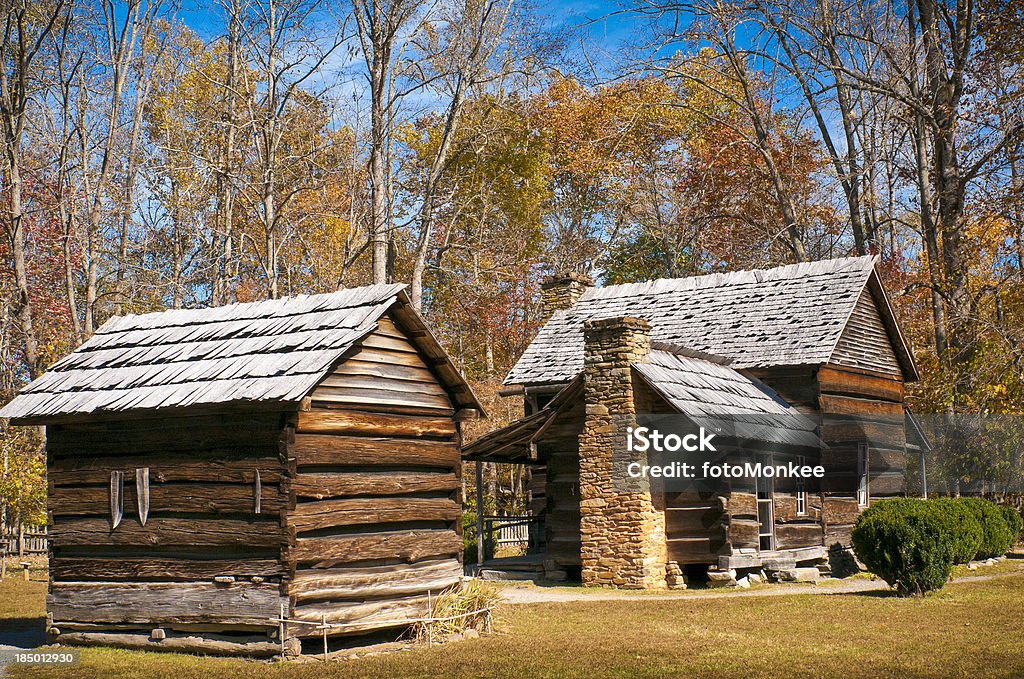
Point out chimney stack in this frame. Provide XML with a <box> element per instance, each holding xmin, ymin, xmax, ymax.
<box><xmin>539</xmin><ymin>272</ymin><xmax>594</xmax><ymax>323</ymax></box>
<box><xmin>578</xmin><ymin>316</ymin><xmax>667</xmax><ymax>589</ymax></box>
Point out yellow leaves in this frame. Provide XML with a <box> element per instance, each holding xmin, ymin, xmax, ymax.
<box><xmin>965</xmin><ymin>213</ymin><xmax>1014</xmax><ymax>274</ymax></box>
<box><xmin>535</xmin><ymin>74</ymin><xmax>689</xmax><ymax>180</ymax></box>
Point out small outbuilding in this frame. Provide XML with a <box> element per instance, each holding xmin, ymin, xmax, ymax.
<box><xmin>0</xmin><ymin>285</ymin><xmax>482</xmax><ymax>656</ymax></box>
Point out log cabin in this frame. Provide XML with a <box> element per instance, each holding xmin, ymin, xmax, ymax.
<box><xmin>0</xmin><ymin>285</ymin><xmax>483</xmax><ymax>656</ymax></box>
<box><xmin>465</xmin><ymin>256</ymin><xmax>921</xmax><ymax>587</ymax></box>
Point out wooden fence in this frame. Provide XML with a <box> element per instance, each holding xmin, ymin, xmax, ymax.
<box><xmin>2</xmin><ymin>524</ymin><xmax>48</xmax><ymax>557</ymax></box>
<box><xmin>482</xmin><ymin>515</ymin><xmax>542</xmax><ymax>559</ymax></box>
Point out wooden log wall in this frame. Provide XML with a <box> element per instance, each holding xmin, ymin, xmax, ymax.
<box><xmin>665</xmin><ymin>487</ymin><xmax>726</xmax><ymax>564</ymax></box>
<box><xmin>535</xmin><ymin>399</ymin><xmax>584</xmax><ymax>569</ymax></box>
<box><xmin>286</xmin><ymin>316</ymin><xmax>462</xmax><ymax>636</ymax></box>
<box><xmin>818</xmin><ymin>364</ymin><xmax>907</xmax><ymax>546</ymax></box>
<box><xmin>46</xmin><ymin>411</ymin><xmax>291</xmax><ymax>638</ymax></box>
<box><xmin>632</xmin><ymin>381</ymin><xmax>726</xmax><ymax>565</ymax></box>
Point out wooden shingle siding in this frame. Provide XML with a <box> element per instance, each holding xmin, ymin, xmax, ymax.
<box><xmin>830</xmin><ymin>289</ymin><xmax>902</xmax><ymax>376</ymax></box>
<box><xmin>285</xmin><ymin>318</ymin><xmax>462</xmax><ymax>636</ymax></box>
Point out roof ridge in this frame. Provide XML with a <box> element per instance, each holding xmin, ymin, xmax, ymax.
<box><xmin>581</xmin><ymin>255</ymin><xmax>876</xmax><ymax>301</ymax></box>
<box><xmin>98</xmin><ymin>284</ymin><xmax>407</xmax><ymax>335</ymax></box>
<box><xmin>648</xmin><ymin>342</ymin><xmax>733</xmax><ymax>366</ymax></box>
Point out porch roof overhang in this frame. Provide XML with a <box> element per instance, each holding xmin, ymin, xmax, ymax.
<box><xmin>462</xmin><ymin>377</ymin><xmax>583</xmax><ymax>463</ymax></box>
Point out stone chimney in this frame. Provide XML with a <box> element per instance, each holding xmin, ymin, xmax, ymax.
<box><xmin>539</xmin><ymin>272</ymin><xmax>594</xmax><ymax>323</ymax></box>
<box><xmin>578</xmin><ymin>316</ymin><xmax>667</xmax><ymax>589</ymax></box>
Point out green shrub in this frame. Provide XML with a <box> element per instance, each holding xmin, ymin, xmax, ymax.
<box><xmin>959</xmin><ymin>498</ymin><xmax>1015</xmax><ymax>558</ymax></box>
<box><xmin>931</xmin><ymin>497</ymin><xmax>984</xmax><ymax>563</ymax></box>
<box><xmin>1000</xmin><ymin>505</ymin><xmax>1022</xmax><ymax>549</ymax></box>
<box><xmin>852</xmin><ymin>499</ymin><xmax>953</xmax><ymax>596</ymax></box>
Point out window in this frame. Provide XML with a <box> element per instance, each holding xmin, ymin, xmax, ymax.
<box><xmin>857</xmin><ymin>443</ymin><xmax>870</xmax><ymax>507</ymax></box>
<box><xmin>796</xmin><ymin>455</ymin><xmax>806</xmax><ymax>515</ymax></box>
<box><xmin>755</xmin><ymin>454</ymin><xmax>775</xmax><ymax>551</ymax></box>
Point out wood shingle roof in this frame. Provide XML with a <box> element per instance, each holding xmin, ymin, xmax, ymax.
<box><xmin>506</xmin><ymin>256</ymin><xmax>912</xmax><ymax>387</ymax></box>
<box><xmin>0</xmin><ymin>285</ymin><xmax>482</xmax><ymax>423</ymax></box>
<box><xmin>633</xmin><ymin>350</ymin><xmax>820</xmax><ymax>448</ymax></box>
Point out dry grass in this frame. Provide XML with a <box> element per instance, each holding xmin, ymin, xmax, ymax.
<box><xmin>0</xmin><ymin>573</ymin><xmax>46</xmax><ymax>621</ymax></box>
<box><xmin>7</xmin><ymin>568</ymin><xmax>1024</xmax><ymax>678</ymax></box>
<box><xmin>413</xmin><ymin>579</ymin><xmax>499</xmax><ymax>640</ymax></box>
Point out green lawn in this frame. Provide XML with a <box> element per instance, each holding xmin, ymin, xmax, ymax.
<box><xmin>6</xmin><ymin>569</ymin><xmax>1024</xmax><ymax>678</ymax></box>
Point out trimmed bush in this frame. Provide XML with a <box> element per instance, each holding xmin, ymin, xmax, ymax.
<box><xmin>852</xmin><ymin>498</ymin><xmax>954</xmax><ymax>596</ymax></box>
<box><xmin>959</xmin><ymin>498</ymin><xmax>1016</xmax><ymax>558</ymax></box>
<box><xmin>1000</xmin><ymin>506</ymin><xmax>1022</xmax><ymax>549</ymax></box>
<box><xmin>931</xmin><ymin>497</ymin><xmax>984</xmax><ymax>563</ymax></box>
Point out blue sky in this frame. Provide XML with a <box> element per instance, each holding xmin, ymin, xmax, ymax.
<box><xmin>175</xmin><ymin>0</ymin><xmax>639</xmax><ymax>60</ymax></box>
<box><xmin>171</xmin><ymin>0</ymin><xmax>650</xmax><ymax>123</ymax></box>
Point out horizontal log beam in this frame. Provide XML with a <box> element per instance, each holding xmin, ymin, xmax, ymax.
<box><xmin>50</xmin><ymin>483</ymin><xmax>282</xmax><ymax>517</ymax></box>
<box><xmin>774</xmin><ymin>522</ymin><xmax>824</xmax><ymax>549</ymax></box>
<box><xmin>291</xmin><ymin>530</ymin><xmax>460</xmax><ymax>567</ymax></box>
<box><xmin>819</xmin><ymin>395</ymin><xmax>904</xmax><ymax>418</ymax></box>
<box><xmin>818</xmin><ymin>365</ymin><xmax>904</xmax><ymax>402</ymax></box>
<box><xmin>49</xmin><ymin>581</ymin><xmax>284</xmax><ymax>626</ymax></box>
<box><xmin>289</xmin><ymin>558</ymin><xmax>461</xmax><ymax>602</ymax></box>
<box><xmin>296</xmin><ymin>410</ymin><xmax>455</xmax><ymax>438</ymax></box>
<box><xmin>50</xmin><ymin>557</ymin><xmax>286</xmax><ymax>582</ymax></box>
<box><xmin>292</xmin><ymin>471</ymin><xmax>458</xmax><ymax>499</ymax></box>
<box><xmin>49</xmin><ymin>457</ymin><xmax>283</xmax><ymax>486</ymax></box>
<box><xmin>288</xmin><ymin>497</ymin><xmax>459</xmax><ymax>533</ymax></box>
<box><xmin>291</xmin><ymin>594</ymin><xmax>431</xmax><ymax>635</ymax></box>
<box><xmin>46</xmin><ymin>416</ymin><xmax>284</xmax><ymax>455</ymax></box>
<box><xmin>290</xmin><ymin>435</ymin><xmax>457</xmax><ymax>468</ymax></box>
<box><xmin>50</xmin><ymin>517</ymin><xmax>286</xmax><ymax>548</ymax></box>
<box><xmin>53</xmin><ymin>630</ymin><xmax>282</xmax><ymax>657</ymax></box>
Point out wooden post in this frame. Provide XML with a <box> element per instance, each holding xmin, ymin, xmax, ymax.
<box><xmin>919</xmin><ymin>449</ymin><xmax>928</xmax><ymax>499</ymax></box>
<box><xmin>278</xmin><ymin>601</ymin><xmax>286</xmax><ymax>657</ymax></box>
<box><xmin>475</xmin><ymin>461</ymin><xmax>485</xmax><ymax>566</ymax></box>
<box><xmin>321</xmin><ymin>614</ymin><xmax>328</xmax><ymax>662</ymax></box>
<box><xmin>18</xmin><ymin>523</ymin><xmax>23</xmax><ymax>560</ymax></box>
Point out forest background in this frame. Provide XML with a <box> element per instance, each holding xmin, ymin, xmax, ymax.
<box><xmin>1</xmin><ymin>0</ymin><xmax>1022</xmax><ymax>526</ymax></box>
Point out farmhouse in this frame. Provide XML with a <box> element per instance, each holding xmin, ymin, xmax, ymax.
<box><xmin>466</xmin><ymin>256</ymin><xmax>922</xmax><ymax>587</ymax></box>
<box><xmin>0</xmin><ymin>285</ymin><xmax>482</xmax><ymax>656</ymax></box>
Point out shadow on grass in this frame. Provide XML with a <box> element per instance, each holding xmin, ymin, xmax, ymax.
<box><xmin>828</xmin><ymin>589</ymin><xmax>896</xmax><ymax>598</ymax></box>
<box><xmin>0</xmin><ymin>616</ymin><xmax>46</xmax><ymax>648</ymax></box>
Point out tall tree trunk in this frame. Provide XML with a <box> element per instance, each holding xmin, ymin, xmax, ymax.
<box><xmin>0</xmin><ymin>1</ymin><xmax>65</xmax><ymax>378</ymax></box>
<box><xmin>368</xmin><ymin>56</ymin><xmax>390</xmax><ymax>285</ymax></box>
<box><xmin>212</xmin><ymin>0</ymin><xmax>241</xmax><ymax>305</ymax></box>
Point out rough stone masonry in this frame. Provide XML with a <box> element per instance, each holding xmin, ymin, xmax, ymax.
<box><xmin>539</xmin><ymin>272</ymin><xmax>594</xmax><ymax>323</ymax></box>
<box><xmin>578</xmin><ymin>315</ymin><xmax>668</xmax><ymax>589</ymax></box>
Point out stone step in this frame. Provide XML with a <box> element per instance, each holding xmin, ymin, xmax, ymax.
<box><xmin>478</xmin><ymin>569</ymin><xmax>542</xmax><ymax>581</ymax></box>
